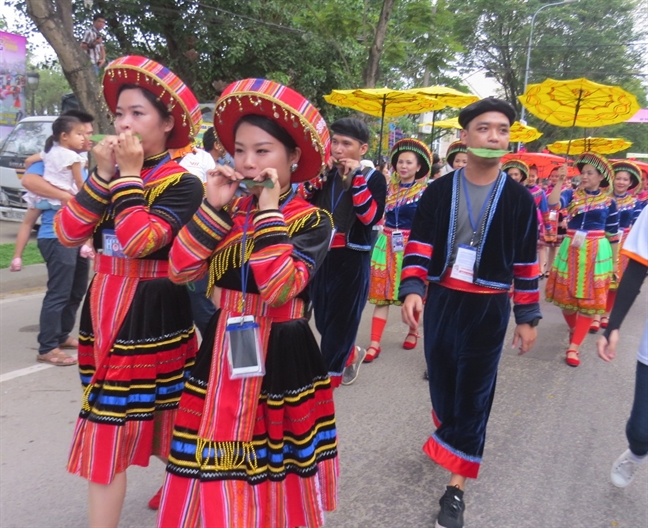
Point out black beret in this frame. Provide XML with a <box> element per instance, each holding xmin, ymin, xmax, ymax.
<box><xmin>458</xmin><ymin>97</ymin><xmax>516</xmax><ymax>129</ymax></box>
<box><xmin>330</xmin><ymin>117</ymin><xmax>370</xmax><ymax>144</ymax></box>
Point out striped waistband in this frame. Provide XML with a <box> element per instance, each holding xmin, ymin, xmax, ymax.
<box><xmin>566</xmin><ymin>229</ymin><xmax>605</xmax><ymax>239</ymax></box>
<box><xmin>438</xmin><ymin>270</ymin><xmax>502</xmax><ymax>295</ymax></box>
<box><xmin>218</xmin><ymin>288</ymin><xmax>305</xmax><ymax>322</ymax></box>
<box><xmin>94</xmin><ymin>254</ymin><xmax>169</xmax><ymax>278</ymax></box>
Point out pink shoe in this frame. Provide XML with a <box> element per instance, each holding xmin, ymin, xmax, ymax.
<box><xmin>10</xmin><ymin>257</ymin><xmax>22</xmax><ymax>272</ymax></box>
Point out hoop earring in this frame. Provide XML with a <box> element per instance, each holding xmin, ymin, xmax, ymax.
<box><xmin>290</xmin><ymin>163</ymin><xmax>298</xmax><ymax>173</ymax></box>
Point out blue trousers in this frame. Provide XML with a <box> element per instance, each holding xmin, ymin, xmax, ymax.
<box><xmin>627</xmin><ymin>361</ymin><xmax>648</xmax><ymax>457</ymax></box>
<box><xmin>310</xmin><ymin>247</ymin><xmax>370</xmax><ymax>376</ymax></box>
<box><xmin>37</xmin><ymin>238</ymin><xmax>88</xmax><ymax>354</ymax></box>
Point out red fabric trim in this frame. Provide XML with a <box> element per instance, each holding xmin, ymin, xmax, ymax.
<box><xmin>439</xmin><ymin>270</ymin><xmax>501</xmax><ymax>295</ymax></box>
<box><xmin>431</xmin><ymin>408</ymin><xmax>441</xmax><ymax>428</ymax></box>
<box><xmin>513</xmin><ymin>262</ymin><xmax>540</xmax><ymax>279</ymax></box>
<box><xmin>422</xmin><ymin>436</ymin><xmax>480</xmax><ymax>479</ymax></box>
<box><xmin>513</xmin><ymin>290</ymin><xmax>540</xmax><ymax>305</ymax></box>
<box><xmin>404</xmin><ymin>241</ymin><xmax>432</xmax><ymax>259</ymax></box>
<box><xmin>401</xmin><ymin>267</ymin><xmax>427</xmax><ymax>282</ymax></box>
<box><xmin>330</xmin><ymin>232</ymin><xmax>346</xmax><ymax>248</ymax></box>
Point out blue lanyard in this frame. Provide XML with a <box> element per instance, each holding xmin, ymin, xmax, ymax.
<box><xmin>393</xmin><ymin>181</ymin><xmax>414</xmax><ymax>228</ymax></box>
<box><xmin>330</xmin><ymin>173</ymin><xmax>346</xmax><ymax>216</ymax></box>
<box><xmin>461</xmin><ymin>169</ymin><xmax>497</xmax><ymax>246</ymax></box>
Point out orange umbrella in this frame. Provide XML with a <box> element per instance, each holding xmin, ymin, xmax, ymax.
<box><xmin>501</xmin><ymin>152</ymin><xmax>574</xmax><ymax>179</ymax></box>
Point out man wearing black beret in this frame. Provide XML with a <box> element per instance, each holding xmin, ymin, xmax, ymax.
<box><xmin>400</xmin><ymin>97</ymin><xmax>541</xmax><ymax>528</ymax></box>
<box><xmin>299</xmin><ymin>117</ymin><xmax>387</xmax><ymax>387</ymax></box>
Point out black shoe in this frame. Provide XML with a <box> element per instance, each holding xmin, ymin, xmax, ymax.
<box><xmin>435</xmin><ymin>486</ymin><xmax>465</xmax><ymax>528</ymax></box>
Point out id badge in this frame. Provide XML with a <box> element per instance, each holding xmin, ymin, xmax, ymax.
<box><xmin>391</xmin><ymin>230</ymin><xmax>405</xmax><ymax>252</ymax></box>
<box><xmin>450</xmin><ymin>244</ymin><xmax>477</xmax><ymax>283</ymax></box>
<box><xmin>102</xmin><ymin>229</ymin><xmax>126</xmax><ymax>257</ymax></box>
<box><xmin>549</xmin><ymin>211</ymin><xmax>558</xmax><ymax>221</ymax></box>
<box><xmin>225</xmin><ymin>316</ymin><xmax>265</xmax><ymax>379</ymax></box>
<box><xmin>571</xmin><ymin>230</ymin><xmax>587</xmax><ymax>248</ymax></box>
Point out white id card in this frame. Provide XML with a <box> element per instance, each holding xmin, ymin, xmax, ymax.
<box><xmin>549</xmin><ymin>211</ymin><xmax>558</xmax><ymax>221</ymax></box>
<box><xmin>225</xmin><ymin>315</ymin><xmax>265</xmax><ymax>379</ymax></box>
<box><xmin>450</xmin><ymin>245</ymin><xmax>477</xmax><ymax>283</ymax></box>
<box><xmin>102</xmin><ymin>229</ymin><xmax>126</xmax><ymax>257</ymax></box>
<box><xmin>391</xmin><ymin>230</ymin><xmax>405</xmax><ymax>252</ymax></box>
<box><xmin>571</xmin><ymin>230</ymin><xmax>587</xmax><ymax>248</ymax></box>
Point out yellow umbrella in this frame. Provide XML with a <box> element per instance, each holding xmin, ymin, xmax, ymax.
<box><xmin>510</xmin><ymin>122</ymin><xmax>542</xmax><ymax>143</ymax></box>
<box><xmin>547</xmin><ymin>137</ymin><xmax>633</xmax><ymax>155</ymax></box>
<box><xmin>411</xmin><ymin>86</ymin><xmax>479</xmax><ymax>109</ymax></box>
<box><xmin>419</xmin><ymin>117</ymin><xmax>461</xmax><ymax>129</ymax></box>
<box><xmin>518</xmin><ymin>77</ymin><xmax>640</xmax><ymax>128</ymax></box>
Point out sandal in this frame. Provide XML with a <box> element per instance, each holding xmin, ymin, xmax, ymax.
<box><xmin>59</xmin><ymin>337</ymin><xmax>79</xmax><ymax>349</ymax></box>
<box><xmin>36</xmin><ymin>349</ymin><xmax>77</xmax><ymax>367</ymax></box>
<box><xmin>10</xmin><ymin>257</ymin><xmax>22</xmax><ymax>272</ymax></box>
<box><xmin>589</xmin><ymin>320</ymin><xmax>600</xmax><ymax>334</ymax></box>
<box><xmin>600</xmin><ymin>316</ymin><xmax>609</xmax><ymax>329</ymax></box>
<box><xmin>565</xmin><ymin>348</ymin><xmax>580</xmax><ymax>367</ymax></box>
<box><xmin>148</xmin><ymin>486</ymin><xmax>163</xmax><ymax>510</ymax></box>
<box><xmin>403</xmin><ymin>331</ymin><xmax>419</xmax><ymax>350</ymax></box>
<box><xmin>363</xmin><ymin>345</ymin><xmax>381</xmax><ymax>363</ymax></box>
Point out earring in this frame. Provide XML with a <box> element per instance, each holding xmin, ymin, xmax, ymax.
<box><xmin>291</xmin><ymin>163</ymin><xmax>298</xmax><ymax>173</ymax></box>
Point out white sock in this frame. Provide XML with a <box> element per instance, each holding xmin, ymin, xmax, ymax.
<box><xmin>628</xmin><ymin>451</ymin><xmax>647</xmax><ymax>464</ymax></box>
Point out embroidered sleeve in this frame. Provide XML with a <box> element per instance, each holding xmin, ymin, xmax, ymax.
<box><xmin>297</xmin><ymin>174</ymin><xmax>325</xmax><ymax>201</ymax></box>
<box><xmin>399</xmin><ymin>186</ymin><xmax>434</xmax><ymax>300</ymax></box>
<box><xmin>109</xmin><ymin>173</ymin><xmax>203</xmax><ymax>259</ymax></box>
<box><xmin>169</xmin><ymin>199</ymin><xmax>235</xmax><ymax>284</ymax></box>
<box><xmin>54</xmin><ymin>170</ymin><xmax>111</xmax><ymax>247</ymax></box>
<box><xmin>512</xmin><ymin>196</ymin><xmax>542</xmax><ymax>324</ymax></box>
<box><xmin>605</xmin><ymin>198</ymin><xmax>620</xmax><ymax>242</ymax></box>
<box><xmin>249</xmin><ymin>207</ymin><xmax>332</xmax><ymax>307</ymax></box>
<box><xmin>351</xmin><ymin>169</ymin><xmax>386</xmax><ymax>227</ymax></box>
<box><xmin>558</xmin><ymin>188</ymin><xmax>573</xmax><ymax>210</ymax></box>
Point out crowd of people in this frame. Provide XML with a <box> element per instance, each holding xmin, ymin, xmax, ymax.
<box><xmin>10</xmin><ymin>54</ymin><xmax>647</xmax><ymax>528</ymax></box>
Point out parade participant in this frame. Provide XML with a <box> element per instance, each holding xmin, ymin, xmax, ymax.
<box><xmin>501</xmin><ymin>158</ymin><xmax>527</xmax><ymax>184</ymax></box>
<box><xmin>545</xmin><ymin>153</ymin><xmax>619</xmax><ymax>367</ymax></box>
<box><xmin>541</xmin><ymin>166</ymin><xmax>568</xmax><ymax>274</ymax></box>
<box><xmin>55</xmin><ymin>56</ymin><xmax>203</xmax><ymax>528</ymax></box>
<box><xmin>364</xmin><ymin>138</ymin><xmax>431</xmax><ymax>362</ymax></box>
<box><xmin>159</xmin><ymin>79</ymin><xmax>337</xmax><ymax>528</ymax></box>
<box><xmin>597</xmin><ymin>205</ymin><xmax>648</xmax><ymax>488</ymax></box>
<box><xmin>633</xmin><ymin>162</ymin><xmax>648</xmax><ymax>216</ymax></box>
<box><xmin>445</xmin><ymin>140</ymin><xmax>467</xmax><ymax>171</ymax></box>
<box><xmin>299</xmin><ymin>117</ymin><xmax>387</xmax><ymax>386</ymax></box>
<box><xmin>431</xmin><ymin>162</ymin><xmax>443</xmax><ymax>181</ymax></box>
<box><xmin>591</xmin><ymin>160</ymin><xmax>641</xmax><ymax>332</ymax></box>
<box><xmin>525</xmin><ymin>163</ymin><xmax>553</xmax><ymax>277</ymax></box>
<box><xmin>400</xmin><ymin>97</ymin><xmax>541</xmax><ymax>528</ymax></box>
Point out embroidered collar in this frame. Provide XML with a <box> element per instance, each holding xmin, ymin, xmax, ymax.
<box><xmin>143</xmin><ymin>151</ymin><xmax>169</xmax><ymax>169</ymax></box>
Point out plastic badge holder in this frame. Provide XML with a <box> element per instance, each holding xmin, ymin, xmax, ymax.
<box><xmin>225</xmin><ymin>315</ymin><xmax>265</xmax><ymax>379</ymax></box>
<box><xmin>391</xmin><ymin>230</ymin><xmax>405</xmax><ymax>252</ymax></box>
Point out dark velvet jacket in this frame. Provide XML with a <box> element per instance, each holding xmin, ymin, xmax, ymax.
<box><xmin>399</xmin><ymin>169</ymin><xmax>542</xmax><ymax>325</ymax></box>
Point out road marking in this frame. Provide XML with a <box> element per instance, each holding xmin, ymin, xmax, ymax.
<box><xmin>0</xmin><ymin>355</ymin><xmax>78</xmax><ymax>383</ymax></box>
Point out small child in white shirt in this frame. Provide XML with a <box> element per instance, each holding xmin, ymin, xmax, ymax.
<box><xmin>23</xmin><ymin>115</ymin><xmax>86</xmax><ymax>210</ymax></box>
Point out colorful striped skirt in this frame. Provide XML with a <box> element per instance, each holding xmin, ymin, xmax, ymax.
<box><xmin>545</xmin><ymin>230</ymin><xmax>614</xmax><ymax>315</ymax></box>
<box><xmin>612</xmin><ymin>228</ymin><xmax>632</xmax><ymax>290</ymax></box>
<box><xmin>158</xmin><ymin>313</ymin><xmax>338</xmax><ymax>528</ymax></box>
<box><xmin>67</xmin><ymin>277</ymin><xmax>197</xmax><ymax>484</ymax></box>
<box><xmin>368</xmin><ymin>227</ymin><xmax>408</xmax><ymax>306</ymax></box>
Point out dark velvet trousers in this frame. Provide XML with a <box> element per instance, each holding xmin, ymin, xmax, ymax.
<box><xmin>310</xmin><ymin>247</ymin><xmax>370</xmax><ymax>377</ymax></box>
<box><xmin>423</xmin><ymin>283</ymin><xmax>510</xmax><ymax>479</ymax></box>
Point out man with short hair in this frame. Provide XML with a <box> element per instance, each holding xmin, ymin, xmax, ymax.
<box><xmin>22</xmin><ymin>110</ymin><xmax>95</xmax><ymax>366</ymax></box>
<box><xmin>80</xmin><ymin>14</ymin><xmax>107</xmax><ymax>74</ymax></box>
<box><xmin>400</xmin><ymin>98</ymin><xmax>541</xmax><ymax>528</ymax></box>
<box><xmin>299</xmin><ymin>117</ymin><xmax>387</xmax><ymax>387</ymax></box>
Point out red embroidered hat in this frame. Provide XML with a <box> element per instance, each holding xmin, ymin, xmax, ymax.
<box><xmin>103</xmin><ymin>56</ymin><xmax>202</xmax><ymax>148</ymax></box>
<box><xmin>575</xmin><ymin>152</ymin><xmax>613</xmax><ymax>187</ymax></box>
<box><xmin>390</xmin><ymin>138</ymin><xmax>432</xmax><ymax>180</ymax></box>
<box><xmin>214</xmin><ymin>79</ymin><xmax>330</xmax><ymax>183</ymax></box>
<box><xmin>501</xmin><ymin>159</ymin><xmax>530</xmax><ymax>182</ymax></box>
<box><xmin>446</xmin><ymin>141</ymin><xmax>467</xmax><ymax>168</ymax></box>
<box><xmin>611</xmin><ymin>160</ymin><xmax>641</xmax><ymax>190</ymax></box>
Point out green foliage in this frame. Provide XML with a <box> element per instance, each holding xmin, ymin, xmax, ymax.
<box><xmin>0</xmin><ymin>242</ymin><xmax>44</xmax><ymax>269</ymax></box>
<box><xmin>27</xmin><ymin>64</ymin><xmax>72</xmax><ymax>115</ymax></box>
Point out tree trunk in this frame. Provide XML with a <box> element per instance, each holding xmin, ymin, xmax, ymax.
<box><xmin>363</xmin><ymin>0</ymin><xmax>396</xmax><ymax>88</ymax></box>
<box><xmin>26</xmin><ymin>0</ymin><xmax>112</xmax><ymax>133</ymax></box>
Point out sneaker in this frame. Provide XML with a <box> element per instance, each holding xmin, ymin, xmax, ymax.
<box><xmin>435</xmin><ymin>486</ymin><xmax>465</xmax><ymax>528</ymax></box>
<box><xmin>341</xmin><ymin>346</ymin><xmax>366</xmax><ymax>385</ymax></box>
<box><xmin>611</xmin><ymin>449</ymin><xmax>646</xmax><ymax>488</ymax></box>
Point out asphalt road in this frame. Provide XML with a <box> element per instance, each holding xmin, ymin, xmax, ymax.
<box><xmin>0</xmin><ymin>276</ymin><xmax>646</xmax><ymax>527</ymax></box>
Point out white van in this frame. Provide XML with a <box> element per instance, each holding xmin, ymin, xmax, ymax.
<box><xmin>0</xmin><ymin>116</ymin><xmax>56</xmax><ymax>222</ymax></box>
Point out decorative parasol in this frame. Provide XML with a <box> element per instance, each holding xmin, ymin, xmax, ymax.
<box><xmin>501</xmin><ymin>151</ymin><xmax>572</xmax><ymax>179</ymax></box>
<box><xmin>518</xmin><ymin>78</ymin><xmax>640</xmax><ymax>128</ymax></box>
<box><xmin>419</xmin><ymin>116</ymin><xmax>461</xmax><ymax>129</ymax></box>
<box><xmin>509</xmin><ymin>122</ymin><xmax>542</xmax><ymax>143</ymax></box>
<box><xmin>547</xmin><ymin>137</ymin><xmax>632</xmax><ymax>156</ymax></box>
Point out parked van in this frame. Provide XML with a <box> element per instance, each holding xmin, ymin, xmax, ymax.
<box><xmin>0</xmin><ymin>116</ymin><xmax>56</xmax><ymax>222</ymax></box>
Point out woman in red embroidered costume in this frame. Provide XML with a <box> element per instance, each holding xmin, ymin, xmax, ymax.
<box><xmin>54</xmin><ymin>56</ymin><xmax>203</xmax><ymax>527</ymax></box>
<box><xmin>365</xmin><ymin>138</ymin><xmax>431</xmax><ymax>361</ymax></box>
<box><xmin>591</xmin><ymin>160</ymin><xmax>641</xmax><ymax>332</ymax></box>
<box><xmin>159</xmin><ymin>79</ymin><xmax>338</xmax><ymax>528</ymax></box>
<box><xmin>545</xmin><ymin>153</ymin><xmax>619</xmax><ymax>367</ymax></box>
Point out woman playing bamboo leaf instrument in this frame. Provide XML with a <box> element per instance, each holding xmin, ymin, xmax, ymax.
<box><xmin>54</xmin><ymin>56</ymin><xmax>204</xmax><ymax>527</ymax></box>
<box><xmin>159</xmin><ymin>79</ymin><xmax>338</xmax><ymax>528</ymax></box>
<box><xmin>545</xmin><ymin>152</ymin><xmax>619</xmax><ymax>367</ymax></box>
<box><xmin>365</xmin><ymin>138</ymin><xmax>432</xmax><ymax>361</ymax></box>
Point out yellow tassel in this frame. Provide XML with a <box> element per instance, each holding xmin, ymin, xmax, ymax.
<box><xmin>195</xmin><ymin>439</ymin><xmax>258</xmax><ymax>471</ymax></box>
<box><xmin>145</xmin><ymin>173</ymin><xmax>184</xmax><ymax>205</ymax></box>
<box><xmin>81</xmin><ymin>383</ymin><xmax>93</xmax><ymax>412</ymax></box>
